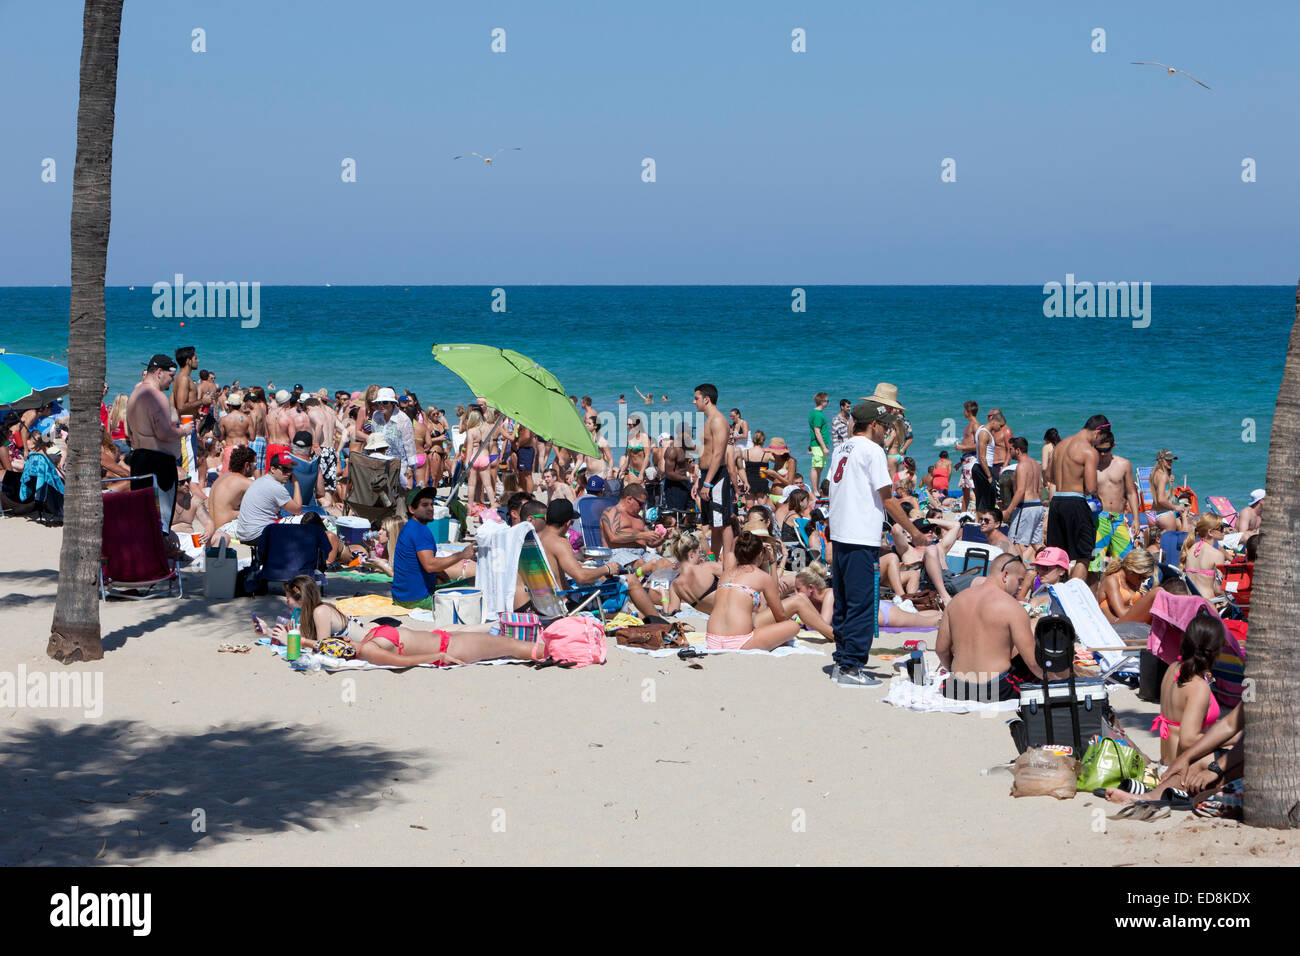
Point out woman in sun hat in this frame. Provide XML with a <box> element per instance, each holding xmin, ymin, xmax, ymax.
<box><xmin>765</xmin><ymin>437</ymin><xmax>797</xmax><ymax>498</ymax></box>
<box><xmin>1017</xmin><ymin>545</ymin><xmax>1071</xmax><ymax>604</ymax></box>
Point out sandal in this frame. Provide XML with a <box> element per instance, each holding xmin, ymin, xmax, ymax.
<box><xmin>218</xmin><ymin>643</ymin><xmax>252</xmax><ymax>654</ymax></box>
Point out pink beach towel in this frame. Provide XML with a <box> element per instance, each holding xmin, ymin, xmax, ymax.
<box><xmin>1148</xmin><ymin>591</ymin><xmax>1217</xmax><ymax>664</ymax></box>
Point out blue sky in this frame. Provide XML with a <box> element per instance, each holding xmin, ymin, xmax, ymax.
<box><xmin>2</xmin><ymin>0</ymin><xmax>1297</xmax><ymax>284</ymax></box>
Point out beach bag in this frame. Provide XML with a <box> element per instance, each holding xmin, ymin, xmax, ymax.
<box><xmin>1076</xmin><ymin>737</ymin><xmax>1146</xmax><ymax>792</ymax></box>
<box><xmin>500</xmin><ymin>611</ymin><xmax>542</xmax><ymax>642</ymax></box>
<box><xmin>1010</xmin><ymin>747</ymin><xmax>1080</xmax><ymax>800</ymax></box>
<box><xmin>540</xmin><ymin>616</ymin><xmax>606</xmax><ymax>668</ymax></box>
<box><xmin>613</xmin><ymin>622</ymin><xmax>678</xmax><ymax>650</ymax></box>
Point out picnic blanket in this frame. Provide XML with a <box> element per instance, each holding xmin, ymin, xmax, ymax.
<box><xmin>256</xmin><ymin>637</ymin><xmax>528</xmax><ymax>671</ymax></box>
<box><xmin>615</xmin><ymin>639</ymin><xmax>824</xmax><ymax>658</ymax></box>
<box><xmin>335</xmin><ymin>594</ymin><xmax>411</xmax><ymax>617</ymax></box>
<box><xmin>334</xmin><ymin>569</ymin><xmax>393</xmax><ymax>583</ymax></box>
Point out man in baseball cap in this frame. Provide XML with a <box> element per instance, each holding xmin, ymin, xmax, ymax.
<box><xmin>144</xmin><ymin>353</ymin><xmax>177</xmax><ymax>372</ymax></box>
<box><xmin>827</xmin><ymin>398</ymin><xmax>926</xmax><ymax>688</ymax></box>
<box><xmin>126</xmin><ymin>352</ymin><xmax>192</xmax><ymax>533</ymax></box>
<box><xmin>390</xmin><ymin>486</ymin><xmax>476</xmax><ymax>609</ymax></box>
<box><xmin>1237</xmin><ymin>488</ymin><xmax>1266</xmax><ymax>539</ymax></box>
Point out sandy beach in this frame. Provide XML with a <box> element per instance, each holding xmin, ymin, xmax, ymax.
<box><xmin>2</xmin><ymin>519</ymin><xmax>1296</xmax><ymax>867</ymax></box>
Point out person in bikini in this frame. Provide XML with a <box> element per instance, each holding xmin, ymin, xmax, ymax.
<box><xmin>879</xmin><ymin>519</ymin><xmax>929</xmax><ymax>597</ymax></box>
<box><xmin>702</xmin><ymin>531</ymin><xmax>801</xmax><ymax>651</ymax></box>
<box><xmin>1180</xmin><ymin>513</ymin><xmax>1231</xmax><ymax>599</ymax></box>
<box><xmin>260</xmin><ymin>576</ymin><xmax>538</xmax><ymax>667</ymax></box>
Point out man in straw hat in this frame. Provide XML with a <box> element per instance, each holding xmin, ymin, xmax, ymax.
<box><xmin>861</xmin><ymin>382</ymin><xmax>909</xmax><ymax>455</ymax></box>
<box><xmin>827</xmin><ymin>400</ymin><xmax>929</xmax><ymax>688</ymax></box>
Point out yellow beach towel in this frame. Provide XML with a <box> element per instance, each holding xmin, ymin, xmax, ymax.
<box><xmin>335</xmin><ymin>595</ymin><xmax>411</xmax><ymax>617</ymax></box>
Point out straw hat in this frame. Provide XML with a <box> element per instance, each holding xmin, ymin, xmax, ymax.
<box><xmin>364</xmin><ymin>432</ymin><xmax>390</xmax><ymax>451</ymax></box>
<box><xmin>741</xmin><ymin>514</ymin><xmax>772</xmax><ymax>537</ymax></box>
<box><xmin>861</xmin><ymin>382</ymin><xmax>905</xmax><ymax>412</ymax></box>
<box><xmin>766</xmin><ymin>437</ymin><xmax>791</xmax><ymax>456</ymax></box>
<box><xmin>226</xmin><ymin>391</ymin><xmax>243</xmax><ymax>407</ymax></box>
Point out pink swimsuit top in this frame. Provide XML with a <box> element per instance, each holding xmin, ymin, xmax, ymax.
<box><xmin>1184</xmin><ymin>541</ymin><xmax>1216</xmax><ymax>576</ymax></box>
<box><xmin>1150</xmin><ymin>669</ymin><xmax>1221</xmax><ymax>738</ymax></box>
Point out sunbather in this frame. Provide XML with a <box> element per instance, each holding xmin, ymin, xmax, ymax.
<box><xmin>259</xmin><ymin>576</ymin><xmax>537</xmax><ymax>667</ymax></box>
<box><xmin>1098</xmin><ymin>549</ymin><xmax>1155</xmax><ymax>622</ymax></box>
<box><xmin>1180</xmin><ymin>513</ymin><xmax>1231</xmax><ymax>600</ymax></box>
<box><xmin>702</xmin><ymin>531</ymin><xmax>800</xmax><ymax>651</ymax></box>
<box><xmin>792</xmin><ymin>563</ymin><xmax>941</xmax><ymax>637</ymax></box>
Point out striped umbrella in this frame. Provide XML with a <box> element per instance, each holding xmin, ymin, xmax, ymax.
<box><xmin>0</xmin><ymin>350</ymin><xmax>69</xmax><ymax>411</ymax></box>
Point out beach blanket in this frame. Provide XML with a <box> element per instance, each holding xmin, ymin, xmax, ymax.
<box><xmin>256</xmin><ymin>638</ymin><xmax>527</xmax><ymax>671</ymax></box>
<box><xmin>335</xmin><ymin>594</ymin><xmax>411</xmax><ymax>617</ymax></box>
<box><xmin>1148</xmin><ymin>590</ymin><xmax>1217</xmax><ymax>663</ymax></box>
<box><xmin>615</xmin><ymin>639</ymin><xmax>823</xmax><ymax>658</ymax></box>
<box><xmin>334</xmin><ymin>569</ymin><xmax>393</xmax><ymax>583</ymax></box>
<box><xmin>882</xmin><ymin>667</ymin><xmax>1021</xmax><ymax>714</ymax></box>
<box><xmin>476</xmin><ymin>518</ymin><xmax>535</xmax><ymax>623</ymax></box>
<box><xmin>1049</xmin><ymin>579</ymin><xmax>1139</xmax><ymax>674</ymax></box>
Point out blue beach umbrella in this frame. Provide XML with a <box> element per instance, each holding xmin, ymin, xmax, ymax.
<box><xmin>0</xmin><ymin>350</ymin><xmax>69</xmax><ymax>411</ymax></box>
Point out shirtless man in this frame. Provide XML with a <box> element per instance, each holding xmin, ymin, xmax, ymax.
<box><xmin>599</xmin><ymin>483</ymin><xmax>670</xmax><ymax>573</ymax></box>
<box><xmin>512</xmin><ymin>425</ymin><xmax>538</xmax><ymax>495</ymax></box>
<box><xmin>219</xmin><ymin>392</ymin><xmax>252</xmax><ymax>449</ymax></box>
<box><xmin>171</xmin><ymin>347</ymin><xmax>202</xmax><ymax>420</ymax></box>
<box><xmin>989</xmin><ymin>407</ymin><xmax>1013</xmax><ymax>476</ymax></box>
<box><xmin>541</xmin><ymin>465</ymin><xmax>575</xmax><ymax>505</ymax></box>
<box><xmin>1235</xmin><ymin>489</ymin><xmax>1264</xmax><ymax>540</ymax></box>
<box><xmin>1047</xmin><ymin>414</ymin><xmax>1109</xmax><ymax>579</ymax></box>
<box><xmin>1003</xmin><ymin>437</ymin><xmax>1045</xmax><ymax>562</ymax></box>
<box><xmin>694</xmin><ymin>383</ymin><xmax>739</xmax><ymax>558</ymax></box>
<box><xmin>1089</xmin><ymin>430</ymin><xmax>1141</xmax><ymax>576</ymax></box>
<box><xmin>205</xmin><ymin>446</ymin><xmax>257</xmax><ymax>547</ymax></box>
<box><xmin>305</xmin><ymin>396</ymin><xmax>333</xmax><ymax>452</ymax></box>
<box><xmin>977</xmin><ymin>508</ymin><xmax>1014</xmax><ymax>553</ymax></box>
<box><xmin>265</xmin><ymin>390</ymin><xmax>295</xmax><ymax>466</ymax></box>
<box><xmin>286</xmin><ymin>395</ymin><xmax>312</xmax><ymax>448</ymax></box>
<box><xmin>936</xmin><ymin>553</ymin><xmax>1059</xmax><ymax>701</ymax></box>
<box><xmin>533</xmin><ymin>499</ymin><xmax>662</xmax><ymax>619</ymax></box>
<box><xmin>954</xmin><ymin>399</ymin><xmax>979</xmax><ymax>455</ymax></box>
<box><xmin>127</xmin><ymin>353</ymin><xmax>194</xmax><ymax>534</ymax></box>
<box><xmin>245</xmin><ymin>387</ymin><xmax>269</xmax><ymax>474</ymax></box>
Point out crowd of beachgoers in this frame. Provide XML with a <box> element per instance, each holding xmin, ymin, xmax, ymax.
<box><xmin>1</xmin><ymin>346</ymin><xmax>1259</xmax><ymax>818</ymax></box>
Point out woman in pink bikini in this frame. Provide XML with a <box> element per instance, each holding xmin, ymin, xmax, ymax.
<box><xmin>261</xmin><ymin>577</ymin><xmax>539</xmax><ymax>668</ymax></box>
<box><xmin>1103</xmin><ymin>611</ymin><xmax>1226</xmax><ymax>811</ymax></box>
<box><xmin>703</xmin><ymin>531</ymin><xmax>801</xmax><ymax>651</ymax></box>
<box><xmin>1179</xmin><ymin>513</ymin><xmax>1231</xmax><ymax>600</ymax></box>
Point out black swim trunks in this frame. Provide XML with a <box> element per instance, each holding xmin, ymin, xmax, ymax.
<box><xmin>663</xmin><ymin>478</ymin><xmax>692</xmax><ymax>512</ymax></box>
<box><xmin>942</xmin><ymin>655</ymin><xmax>1033</xmax><ymax>702</ymax></box>
<box><xmin>705</xmin><ymin>475</ymin><xmax>735</xmax><ymax>529</ymax></box>
<box><xmin>1046</xmin><ymin>493</ymin><xmax>1097</xmax><ymax>563</ymax></box>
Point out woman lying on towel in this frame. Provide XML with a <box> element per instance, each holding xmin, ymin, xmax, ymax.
<box><xmin>257</xmin><ymin>576</ymin><xmax>538</xmax><ymax>667</ymax></box>
<box><xmin>793</xmin><ymin>562</ymin><xmax>942</xmax><ymax>637</ymax></box>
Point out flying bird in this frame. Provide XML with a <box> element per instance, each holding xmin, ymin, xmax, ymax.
<box><xmin>1130</xmin><ymin>61</ymin><xmax>1211</xmax><ymax>90</ymax></box>
<box><xmin>453</xmin><ymin>147</ymin><xmax>522</xmax><ymax>165</ymax></box>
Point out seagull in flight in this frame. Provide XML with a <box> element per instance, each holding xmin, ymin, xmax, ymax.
<box><xmin>453</xmin><ymin>147</ymin><xmax>522</xmax><ymax>165</ymax></box>
<box><xmin>1131</xmin><ymin>62</ymin><xmax>1211</xmax><ymax>90</ymax></box>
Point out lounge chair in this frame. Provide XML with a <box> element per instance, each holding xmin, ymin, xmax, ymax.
<box><xmin>1047</xmin><ymin>579</ymin><xmax>1140</xmax><ymax>683</ymax></box>
<box><xmin>517</xmin><ymin>532</ymin><xmax>620</xmax><ymax>625</ymax></box>
<box><xmin>343</xmin><ymin>452</ymin><xmax>402</xmax><ymax>525</ymax></box>
<box><xmin>1206</xmin><ymin>496</ymin><xmax>1237</xmax><ymax>529</ymax></box>
<box><xmin>576</xmin><ymin>495</ymin><xmax>619</xmax><ymax>549</ymax></box>
<box><xmin>100</xmin><ymin>482</ymin><xmax>182</xmax><ymax>600</ymax></box>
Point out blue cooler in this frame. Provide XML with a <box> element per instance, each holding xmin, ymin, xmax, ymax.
<box><xmin>431</xmin><ymin>505</ymin><xmax>451</xmax><ymax>543</ymax></box>
<box><xmin>335</xmin><ymin>515</ymin><xmax>371</xmax><ymax>547</ymax></box>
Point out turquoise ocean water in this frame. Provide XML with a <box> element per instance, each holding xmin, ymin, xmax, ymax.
<box><xmin>0</xmin><ymin>285</ymin><xmax>1289</xmax><ymax>506</ymax></box>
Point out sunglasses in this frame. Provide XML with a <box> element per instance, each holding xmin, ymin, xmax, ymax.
<box><xmin>979</xmin><ymin>518</ymin><xmax>994</xmax><ymax>524</ymax></box>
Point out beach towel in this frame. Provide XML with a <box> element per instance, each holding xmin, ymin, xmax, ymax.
<box><xmin>615</xmin><ymin>639</ymin><xmax>824</xmax><ymax>658</ymax></box>
<box><xmin>256</xmin><ymin>637</ymin><xmax>525</xmax><ymax>671</ymax></box>
<box><xmin>334</xmin><ymin>569</ymin><xmax>393</xmax><ymax>583</ymax></box>
<box><xmin>335</xmin><ymin>594</ymin><xmax>412</xmax><ymax>617</ymax></box>
<box><xmin>476</xmin><ymin>518</ymin><xmax>536</xmax><ymax>623</ymax></box>
<box><xmin>1048</xmin><ymin>579</ymin><xmax>1138</xmax><ymax>675</ymax></box>
<box><xmin>19</xmin><ymin>451</ymin><xmax>64</xmax><ymax>503</ymax></box>
<box><xmin>1148</xmin><ymin>590</ymin><xmax>1218</xmax><ymax>664</ymax></box>
<box><xmin>882</xmin><ymin>667</ymin><xmax>1020</xmax><ymax>714</ymax></box>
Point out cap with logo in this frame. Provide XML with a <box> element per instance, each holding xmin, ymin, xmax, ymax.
<box><xmin>268</xmin><ymin>452</ymin><xmax>294</xmax><ymax>469</ymax></box>
<box><xmin>291</xmin><ymin>430</ymin><xmax>313</xmax><ymax>450</ymax></box>
<box><xmin>1156</xmin><ymin>449</ymin><xmax>1177</xmax><ymax>462</ymax></box>
<box><xmin>585</xmin><ymin>475</ymin><xmax>606</xmax><ymax>495</ymax></box>
<box><xmin>851</xmin><ymin>402</ymin><xmax>901</xmax><ymax>426</ymax></box>
<box><xmin>145</xmin><ymin>354</ymin><xmax>177</xmax><ymax>372</ymax></box>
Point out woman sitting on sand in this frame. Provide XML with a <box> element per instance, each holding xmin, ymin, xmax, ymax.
<box><xmin>661</xmin><ymin>530</ymin><xmax>724</xmax><ymax>613</ymax></box>
<box><xmin>879</xmin><ymin>521</ymin><xmax>927</xmax><ymax>597</ymax></box>
<box><xmin>773</xmin><ymin>488</ymin><xmax>812</xmax><ymax>545</ymax></box>
<box><xmin>1098</xmin><ymin>549</ymin><xmax>1156</xmax><ymax>622</ymax></box>
<box><xmin>257</xmin><ymin>576</ymin><xmax>536</xmax><ymax>667</ymax></box>
<box><xmin>1180</xmin><ymin>514</ymin><xmax>1231</xmax><ymax>599</ymax></box>
<box><xmin>702</xmin><ymin>531</ymin><xmax>801</xmax><ymax>651</ymax></box>
<box><xmin>1103</xmin><ymin>612</ymin><xmax>1229</xmax><ymax>810</ymax></box>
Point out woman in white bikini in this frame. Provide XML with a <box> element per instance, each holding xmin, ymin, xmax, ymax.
<box><xmin>703</xmin><ymin>531</ymin><xmax>800</xmax><ymax>651</ymax></box>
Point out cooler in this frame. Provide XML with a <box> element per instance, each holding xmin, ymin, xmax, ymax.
<box><xmin>335</xmin><ymin>515</ymin><xmax>370</xmax><ymax>547</ymax></box>
<box><xmin>1009</xmin><ymin>678</ymin><xmax>1114</xmax><ymax>758</ymax></box>
<box><xmin>431</xmin><ymin>504</ymin><xmax>451</xmax><ymax>543</ymax></box>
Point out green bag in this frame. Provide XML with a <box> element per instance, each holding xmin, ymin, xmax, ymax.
<box><xmin>1076</xmin><ymin>737</ymin><xmax>1146</xmax><ymax>791</ymax></box>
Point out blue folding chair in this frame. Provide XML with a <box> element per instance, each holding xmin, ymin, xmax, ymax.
<box><xmin>577</xmin><ymin>495</ymin><xmax>619</xmax><ymax>549</ymax></box>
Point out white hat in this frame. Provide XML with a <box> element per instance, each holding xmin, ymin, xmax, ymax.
<box><xmin>374</xmin><ymin>387</ymin><xmax>398</xmax><ymax>403</ymax></box>
<box><xmin>226</xmin><ymin>391</ymin><xmax>243</xmax><ymax>407</ymax></box>
<box><xmin>1248</xmin><ymin>488</ymin><xmax>1266</xmax><ymax>507</ymax></box>
<box><xmin>275</xmin><ymin>389</ymin><xmax>291</xmax><ymax>404</ymax></box>
<box><xmin>779</xmin><ymin>484</ymin><xmax>801</xmax><ymax>502</ymax></box>
<box><xmin>364</xmin><ymin>432</ymin><xmax>390</xmax><ymax>451</ymax></box>
<box><xmin>658</xmin><ymin>432</ymin><xmax>672</xmax><ymax>443</ymax></box>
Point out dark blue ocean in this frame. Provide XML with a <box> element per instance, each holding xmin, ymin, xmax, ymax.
<box><xmin>1</xmin><ymin>285</ymin><xmax>1290</xmax><ymax>505</ymax></box>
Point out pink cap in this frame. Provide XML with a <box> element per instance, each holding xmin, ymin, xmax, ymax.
<box><xmin>1034</xmin><ymin>546</ymin><xmax>1069</xmax><ymax>571</ymax></box>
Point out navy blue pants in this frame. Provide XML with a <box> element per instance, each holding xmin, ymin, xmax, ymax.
<box><xmin>831</xmin><ymin>542</ymin><xmax>880</xmax><ymax>669</ymax></box>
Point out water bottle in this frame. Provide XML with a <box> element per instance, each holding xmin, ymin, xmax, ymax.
<box><xmin>907</xmin><ymin>640</ymin><xmax>928</xmax><ymax>685</ymax></box>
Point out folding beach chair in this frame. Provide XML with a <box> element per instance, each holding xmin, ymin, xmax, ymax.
<box><xmin>576</xmin><ymin>494</ymin><xmax>619</xmax><ymax>549</ymax></box>
<box><xmin>1135</xmin><ymin>466</ymin><xmax>1153</xmax><ymax>517</ymax></box>
<box><xmin>343</xmin><ymin>452</ymin><xmax>402</xmax><ymax>525</ymax></box>
<box><xmin>1048</xmin><ymin>579</ymin><xmax>1141</xmax><ymax>684</ymax></box>
<box><xmin>252</xmin><ymin>523</ymin><xmax>332</xmax><ymax>593</ymax></box>
<box><xmin>100</xmin><ymin>480</ymin><xmax>182</xmax><ymax>600</ymax></box>
<box><xmin>960</xmin><ymin>522</ymin><xmax>989</xmax><ymax>544</ymax></box>
<box><xmin>517</xmin><ymin>532</ymin><xmax>621</xmax><ymax>626</ymax></box>
<box><xmin>1221</xmin><ymin>561</ymin><xmax>1253</xmax><ymax>619</ymax></box>
<box><xmin>1206</xmin><ymin>496</ymin><xmax>1237</xmax><ymax>529</ymax></box>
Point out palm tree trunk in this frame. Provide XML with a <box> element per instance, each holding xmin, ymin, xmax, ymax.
<box><xmin>1243</xmin><ymin>280</ymin><xmax>1300</xmax><ymax>827</ymax></box>
<box><xmin>47</xmin><ymin>0</ymin><xmax>125</xmax><ymax>664</ymax></box>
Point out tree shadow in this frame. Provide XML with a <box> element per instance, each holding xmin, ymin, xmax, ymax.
<box><xmin>0</xmin><ymin>720</ymin><xmax>430</xmax><ymax>865</ymax></box>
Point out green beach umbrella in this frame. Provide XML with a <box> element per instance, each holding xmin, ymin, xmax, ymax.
<box><xmin>0</xmin><ymin>350</ymin><xmax>69</xmax><ymax>411</ymax></box>
<box><xmin>432</xmin><ymin>343</ymin><xmax>598</xmax><ymax>457</ymax></box>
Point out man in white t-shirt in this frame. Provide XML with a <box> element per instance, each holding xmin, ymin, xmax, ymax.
<box><xmin>827</xmin><ymin>401</ymin><xmax>929</xmax><ymax>688</ymax></box>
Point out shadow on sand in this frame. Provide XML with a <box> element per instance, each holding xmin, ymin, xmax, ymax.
<box><xmin>0</xmin><ymin>720</ymin><xmax>429</xmax><ymax>865</ymax></box>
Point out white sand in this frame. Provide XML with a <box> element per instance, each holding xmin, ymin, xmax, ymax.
<box><xmin>2</xmin><ymin>520</ymin><xmax>1296</xmax><ymax>866</ymax></box>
